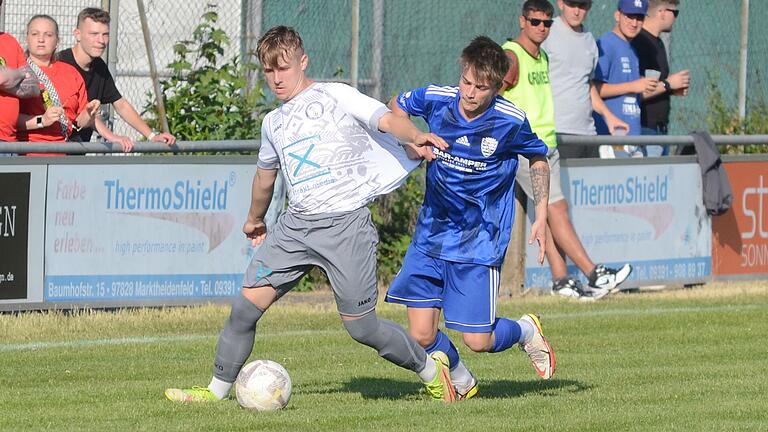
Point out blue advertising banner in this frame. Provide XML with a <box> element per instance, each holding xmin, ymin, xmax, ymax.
<box><xmin>44</xmin><ymin>164</ymin><xmax>277</xmax><ymax>302</ymax></box>
<box><xmin>525</xmin><ymin>162</ymin><xmax>711</xmax><ymax>289</ymax></box>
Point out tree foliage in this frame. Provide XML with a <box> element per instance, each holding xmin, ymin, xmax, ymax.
<box><xmin>143</xmin><ymin>6</ymin><xmax>274</xmax><ymax>144</ymax></box>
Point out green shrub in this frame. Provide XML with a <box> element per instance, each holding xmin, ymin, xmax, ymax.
<box><xmin>143</xmin><ymin>6</ymin><xmax>274</xmax><ymax>147</ymax></box>
<box><xmin>706</xmin><ymin>76</ymin><xmax>768</xmax><ymax>154</ymax></box>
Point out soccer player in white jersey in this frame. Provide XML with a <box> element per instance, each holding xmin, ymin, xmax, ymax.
<box><xmin>384</xmin><ymin>36</ymin><xmax>555</xmax><ymax>400</ymax></box>
<box><xmin>166</xmin><ymin>25</ymin><xmax>459</xmax><ymax>403</ymax></box>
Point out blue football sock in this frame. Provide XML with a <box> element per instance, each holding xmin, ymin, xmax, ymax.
<box><xmin>424</xmin><ymin>329</ymin><xmax>461</xmax><ymax>369</ymax></box>
<box><xmin>491</xmin><ymin>317</ymin><xmax>522</xmax><ymax>353</ymax></box>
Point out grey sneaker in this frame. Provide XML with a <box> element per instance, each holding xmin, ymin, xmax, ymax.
<box><xmin>519</xmin><ymin>314</ymin><xmax>555</xmax><ymax>380</ymax></box>
<box><xmin>588</xmin><ymin>264</ymin><xmax>632</xmax><ymax>293</ymax></box>
<box><xmin>552</xmin><ymin>277</ymin><xmax>607</xmax><ymax>301</ymax></box>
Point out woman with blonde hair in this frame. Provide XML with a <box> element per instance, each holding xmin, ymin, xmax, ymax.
<box><xmin>17</xmin><ymin>14</ymin><xmax>99</xmax><ymax>153</ymax></box>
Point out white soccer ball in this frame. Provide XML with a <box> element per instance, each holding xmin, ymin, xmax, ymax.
<box><xmin>235</xmin><ymin>360</ymin><xmax>292</xmax><ymax>411</ymax></box>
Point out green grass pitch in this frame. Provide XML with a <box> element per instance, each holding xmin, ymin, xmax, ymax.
<box><xmin>2</xmin><ymin>282</ymin><xmax>767</xmax><ymax>431</ymax></box>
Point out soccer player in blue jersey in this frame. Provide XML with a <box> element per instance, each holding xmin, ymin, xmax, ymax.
<box><xmin>385</xmin><ymin>36</ymin><xmax>555</xmax><ymax>400</ymax></box>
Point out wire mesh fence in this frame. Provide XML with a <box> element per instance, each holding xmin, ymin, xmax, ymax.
<box><xmin>2</xmin><ymin>0</ymin><xmax>766</xmax><ymax>138</ymax></box>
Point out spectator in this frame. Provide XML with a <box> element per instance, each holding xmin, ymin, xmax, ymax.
<box><xmin>58</xmin><ymin>7</ymin><xmax>176</xmax><ymax>151</ymax></box>
<box><xmin>631</xmin><ymin>0</ymin><xmax>689</xmax><ymax>156</ymax></box>
<box><xmin>502</xmin><ymin>0</ymin><xmax>632</xmax><ymax>300</ymax></box>
<box><xmin>16</xmin><ymin>15</ymin><xmax>100</xmax><ymax>155</ymax></box>
<box><xmin>541</xmin><ymin>0</ymin><xmax>628</xmax><ymax>159</ymax></box>
<box><xmin>0</xmin><ymin>0</ymin><xmax>40</xmax><ymax>145</ymax></box>
<box><xmin>593</xmin><ymin>0</ymin><xmax>658</xmax><ymax>158</ymax></box>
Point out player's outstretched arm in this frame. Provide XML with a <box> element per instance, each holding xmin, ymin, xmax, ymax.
<box><xmin>377</xmin><ymin>111</ymin><xmax>447</xmax><ymax>151</ymax></box>
<box><xmin>384</xmin><ymin>96</ymin><xmax>437</xmax><ymax>161</ymax></box>
<box><xmin>243</xmin><ymin>167</ymin><xmax>278</xmax><ymax>246</ymax></box>
<box><xmin>528</xmin><ymin>155</ymin><xmax>550</xmax><ymax>265</ymax></box>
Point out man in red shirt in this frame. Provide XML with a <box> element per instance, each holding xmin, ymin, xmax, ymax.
<box><xmin>0</xmin><ymin>0</ymin><xmax>40</xmax><ymax>143</ymax></box>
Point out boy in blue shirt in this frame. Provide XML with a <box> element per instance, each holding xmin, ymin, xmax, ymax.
<box><xmin>385</xmin><ymin>36</ymin><xmax>555</xmax><ymax>400</ymax></box>
<box><xmin>593</xmin><ymin>0</ymin><xmax>659</xmax><ymax>157</ymax></box>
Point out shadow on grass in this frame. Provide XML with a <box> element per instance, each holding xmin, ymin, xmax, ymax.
<box><xmin>307</xmin><ymin>377</ymin><xmax>590</xmax><ymax>400</ymax></box>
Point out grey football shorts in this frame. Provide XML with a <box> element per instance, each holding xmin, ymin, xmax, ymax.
<box><xmin>243</xmin><ymin>206</ymin><xmax>379</xmax><ymax>316</ymax></box>
<box><xmin>516</xmin><ymin>146</ymin><xmax>565</xmax><ymax>204</ymax></box>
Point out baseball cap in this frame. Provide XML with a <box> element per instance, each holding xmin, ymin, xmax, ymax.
<box><xmin>617</xmin><ymin>0</ymin><xmax>648</xmax><ymax>15</ymax></box>
<box><xmin>565</xmin><ymin>0</ymin><xmax>592</xmax><ymax>5</ymax></box>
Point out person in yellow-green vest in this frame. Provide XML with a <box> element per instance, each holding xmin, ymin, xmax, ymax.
<box><xmin>501</xmin><ymin>0</ymin><xmax>632</xmax><ymax>300</ymax></box>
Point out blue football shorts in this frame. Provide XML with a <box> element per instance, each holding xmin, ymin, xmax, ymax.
<box><xmin>385</xmin><ymin>246</ymin><xmax>500</xmax><ymax>333</ymax></box>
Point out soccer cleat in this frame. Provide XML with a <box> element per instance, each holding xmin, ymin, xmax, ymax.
<box><xmin>519</xmin><ymin>314</ymin><xmax>556</xmax><ymax>380</ymax></box>
<box><xmin>455</xmin><ymin>373</ymin><xmax>478</xmax><ymax>401</ymax></box>
<box><xmin>424</xmin><ymin>351</ymin><xmax>457</xmax><ymax>403</ymax></box>
<box><xmin>588</xmin><ymin>263</ymin><xmax>633</xmax><ymax>293</ymax></box>
<box><xmin>164</xmin><ymin>386</ymin><xmax>220</xmax><ymax>403</ymax></box>
<box><xmin>551</xmin><ymin>277</ymin><xmax>607</xmax><ymax>301</ymax></box>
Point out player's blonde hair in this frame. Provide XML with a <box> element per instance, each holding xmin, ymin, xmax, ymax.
<box><xmin>459</xmin><ymin>36</ymin><xmax>509</xmax><ymax>90</ymax></box>
<box><xmin>256</xmin><ymin>26</ymin><xmax>305</xmax><ymax>68</ymax></box>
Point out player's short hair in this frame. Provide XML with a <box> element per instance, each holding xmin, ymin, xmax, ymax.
<box><xmin>459</xmin><ymin>36</ymin><xmax>509</xmax><ymax>89</ymax></box>
<box><xmin>77</xmin><ymin>7</ymin><xmax>111</xmax><ymax>27</ymax></box>
<box><xmin>256</xmin><ymin>26</ymin><xmax>305</xmax><ymax>68</ymax></box>
<box><xmin>522</xmin><ymin>0</ymin><xmax>555</xmax><ymax>17</ymax></box>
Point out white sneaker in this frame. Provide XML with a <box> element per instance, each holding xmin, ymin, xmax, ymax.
<box><xmin>519</xmin><ymin>314</ymin><xmax>555</xmax><ymax>380</ymax></box>
<box><xmin>588</xmin><ymin>264</ymin><xmax>632</xmax><ymax>293</ymax></box>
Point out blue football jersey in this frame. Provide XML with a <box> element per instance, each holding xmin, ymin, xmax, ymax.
<box><xmin>397</xmin><ymin>84</ymin><xmax>547</xmax><ymax>266</ymax></box>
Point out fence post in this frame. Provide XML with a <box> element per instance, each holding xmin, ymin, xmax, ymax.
<box><xmin>102</xmin><ymin>0</ymin><xmax>119</xmax><ymax>129</ymax></box>
<box><xmin>371</xmin><ymin>0</ymin><xmax>384</xmax><ymax>100</ymax></box>
<box><xmin>350</xmin><ymin>0</ymin><xmax>360</xmax><ymax>89</ymax></box>
<box><xmin>501</xmin><ymin>186</ymin><xmax>527</xmax><ymax>297</ymax></box>
<box><xmin>136</xmin><ymin>0</ymin><xmax>169</xmax><ymax>134</ymax></box>
<box><xmin>738</xmin><ymin>0</ymin><xmax>749</xmax><ymax>120</ymax></box>
<box><xmin>0</xmin><ymin>1</ymin><xmax>6</xmax><ymax>32</ymax></box>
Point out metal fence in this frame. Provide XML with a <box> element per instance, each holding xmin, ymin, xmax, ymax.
<box><xmin>2</xmin><ymin>0</ymin><xmax>766</xmax><ymax>137</ymax></box>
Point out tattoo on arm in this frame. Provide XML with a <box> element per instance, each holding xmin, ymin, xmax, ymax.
<box><xmin>10</xmin><ymin>67</ymin><xmax>41</xmax><ymax>98</ymax></box>
<box><xmin>530</xmin><ymin>160</ymin><xmax>550</xmax><ymax>207</ymax></box>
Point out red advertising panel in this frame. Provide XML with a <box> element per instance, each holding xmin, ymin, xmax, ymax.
<box><xmin>712</xmin><ymin>161</ymin><xmax>768</xmax><ymax>277</ymax></box>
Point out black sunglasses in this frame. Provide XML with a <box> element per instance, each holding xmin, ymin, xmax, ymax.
<box><xmin>665</xmin><ymin>8</ymin><xmax>680</xmax><ymax>18</ymax></box>
<box><xmin>524</xmin><ymin>16</ymin><xmax>554</xmax><ymax>28</ymax></box>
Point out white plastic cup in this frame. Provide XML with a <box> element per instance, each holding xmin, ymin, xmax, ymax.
<box><xmin>645</xmin><ymin>69</ymin><xmax>661</xmax><ymax>79</ymax></box>
<box><xmin>612</xmin><ymin>126</ymin><xmax>628</xmax><ymax>136</ymax></box>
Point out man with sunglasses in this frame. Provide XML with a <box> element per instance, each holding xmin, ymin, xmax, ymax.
<box><xmin>501</xmin><ymin>0</ymin><xmax>633</xmax><ymax>300</ymax></box>
<box><xmin>631</xmin><ymin>0</ymin><xmax>690</xmax><ymax>156</ymax></box>
<box><xmin>593</xmin><ymin>0</ymin><xmax>658</xmax><ymax>157</ymax></box>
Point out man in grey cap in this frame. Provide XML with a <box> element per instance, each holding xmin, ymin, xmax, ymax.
<box><xmin>542</xmin><ymin>0</ymin><xmax>628</xmax><ymax>159</ymax></box>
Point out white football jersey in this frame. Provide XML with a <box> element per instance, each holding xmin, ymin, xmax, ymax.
<box><xmin>257</xmin><ymin>82</ymin><xmax>419</xmax><ymax>214</ymax></box>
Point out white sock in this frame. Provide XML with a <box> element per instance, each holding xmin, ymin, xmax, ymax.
<box><xmin>417</xmin><ymin>353</ymin><xmax>437</xmax><ymax>383</ymax></box>
<box><xmin>450</xmin><ymin>361</ymin><xmax>474</xmax><ymax>388</ymax></box>
<box><xmin>518</xmin><ymin>319</ymin><xmax>535</xmax><ymax>344</ymax></box>
<box><xmin>208</xmin><ymin>376</ymin><xmax>233</xmax><ymax>400</ymax></box>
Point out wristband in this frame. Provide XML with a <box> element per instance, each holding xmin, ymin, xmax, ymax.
<box><xmin>148</xmin><ymin>131</ymin><xmax>158</xmax><ymax>140</ymax></box>
<box><xmin>661</xmin><ymin>79</ymin><xmax>672</xmax><ymax>94</ymax></box>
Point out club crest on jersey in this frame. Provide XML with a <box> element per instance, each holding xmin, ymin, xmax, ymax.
<box><xmin>481</xmin><ymin>137</ymin><xmax>498</xmax><ymax>157</ymax></box>
<box><xmin>305</xmin><ymin>101</ymin><xmax>324</xmax><ymax>120</ymax></box>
